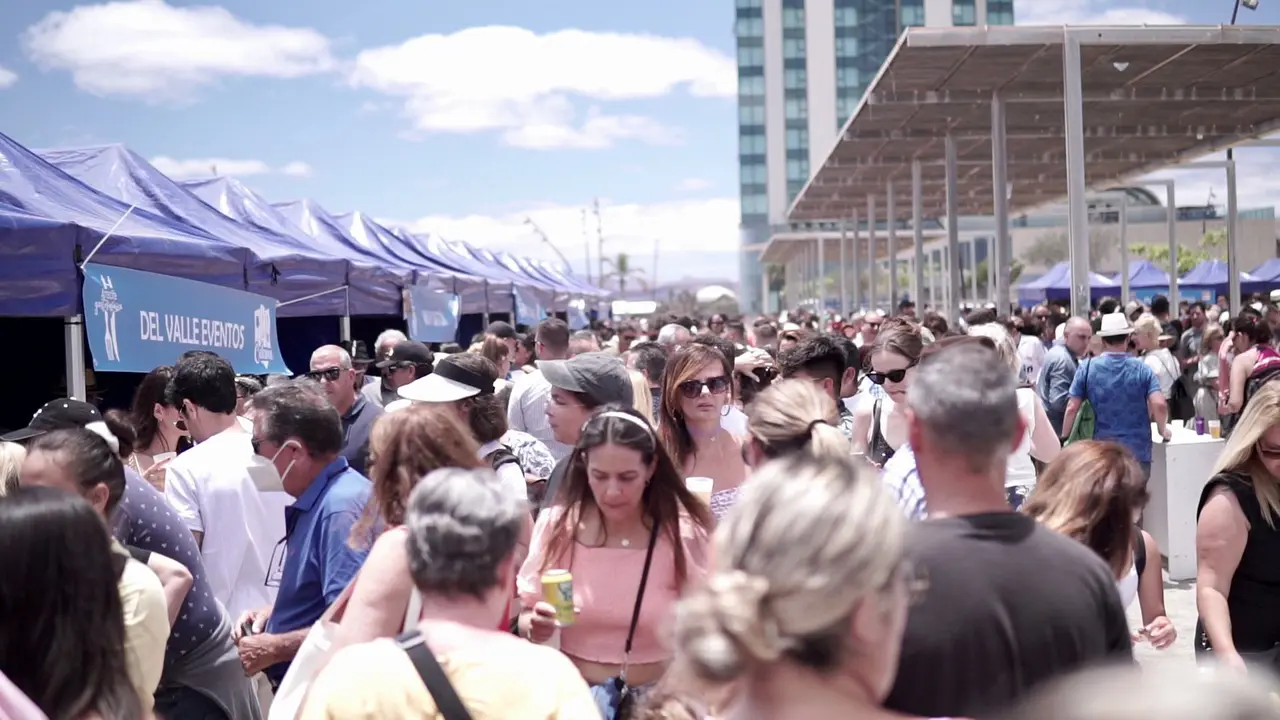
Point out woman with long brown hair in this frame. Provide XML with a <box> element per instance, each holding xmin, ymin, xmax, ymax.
<box><xmin>658</xmin><ymin>344</ymin><xmax>747</xmax><ymax>518</ymax></box>
<box><xmin>1022</xmin><ymin>441</ymin><xmax>1175</xmax><ymax>649</ymax></box>
<box><xmin>851</xmin><ymin>318</ymin><xmax>924</xmax><ymax>467</ymax></box>
<box><xmin>326</xmin><ymin>404</ymin><xmax>486</xmax><ymax>655</ymax></box>
<box><xmin>519</xmin><ymin>405</ymin><xmax>713</xmax><ymax>712</ymax></box>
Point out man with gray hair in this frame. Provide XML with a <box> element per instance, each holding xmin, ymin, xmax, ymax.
<box><xmin>884</xmin><ymin>343</ymin><xmax>1132</xmax><ymax>719</ymax></box>
<box><xmin>360</xmin><ymin>329</ymin><xmax>411</xmax><ymax>408</ymax></box>
<box><xmin>657</xmin><ymin>323</ymin><xmax>691</xmax><ymax>349</ymax></box>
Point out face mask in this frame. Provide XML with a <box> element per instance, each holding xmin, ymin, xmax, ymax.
<box><xmin>247</xmin><ymin>440</ymin><xmax>299</xmax><ymax>493</ymax></box>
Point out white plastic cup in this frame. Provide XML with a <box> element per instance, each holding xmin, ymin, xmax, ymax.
<box><xmin>685</xmin><ymin>476</ymin><xmax>714</xmax><ymax>505</ymax></box>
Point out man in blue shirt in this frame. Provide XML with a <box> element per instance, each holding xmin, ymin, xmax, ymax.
<box><xmin>1063</xmin><ymin>313</ymin><xmax>1172</xmax><ymax>477</ymax></box>
<box><xmin>1037</xmin><ymin>317</ymin><xmax>1093</xmax><ymax>435</ymax></box>
<box><xmin>233</xmin><ymin>383</ymin><xmax>370</xmax><ymax>687</ymax></box>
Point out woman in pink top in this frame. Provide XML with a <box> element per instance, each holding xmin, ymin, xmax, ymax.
<box><xmin>518</xmin><ymin>406</ymin><xmax>714</xmax><ymax>701</ymax></box>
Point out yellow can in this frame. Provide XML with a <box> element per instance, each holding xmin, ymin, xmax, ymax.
<box><xmin>541</xmin><ymin>569</ymin><xmax>575</xmax><ymax>626</ymax></box>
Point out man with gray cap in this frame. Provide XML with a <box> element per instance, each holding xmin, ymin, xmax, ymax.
<box><xmin>536</xmin><ymin>352</ymin><xmax>634</xmax><ymax>509</ymax></box>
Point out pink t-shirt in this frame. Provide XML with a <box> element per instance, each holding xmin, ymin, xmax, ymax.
<box><xmin>518</xmin><ymin>507</ymin><xmax>710</xmax><ymax>665</ymax></box>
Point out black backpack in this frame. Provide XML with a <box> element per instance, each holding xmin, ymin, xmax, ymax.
<box><xmin>485</xmin><ymin>447</ymin><xmax>521</xmax><ymax>473</ymax></box>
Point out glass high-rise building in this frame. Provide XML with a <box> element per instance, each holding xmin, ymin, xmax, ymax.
<box><xmin>736</xmin><ymin>0</ymin><xmax>1014</xmax><ymax>313</ymax></box>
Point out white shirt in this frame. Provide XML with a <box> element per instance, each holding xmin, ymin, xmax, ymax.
<box><xmin>506</xmin><ymin>369</ymin><xmax>572</xmax><ymax>461</ymax></box>
<box><xmin>164</xmin><ymin>427</ymin><xmax>293</xmax><ymax>620</ymax></box>
<box><xmin>720</xmin><ymin>406</ymin><xmax>749</xmax><ymax>437</ymax></box>
<box><xmin>1005</xmin><ymin>387</ymin><xmax>1039</xmax><ymax>489</ymax></box>
<box><xmin>477</xmin><ymin>440</ymin><xmax>531</xmax><ymax>502</ymax></box>
<box><xmin>1018</xmin><ymin>334</ymin><xmax>1047</xmax><ymax>385</ymax></box>
<box><xmin>1142</xmin><ymin>347</ymin><xmax>1179</xmax><ymax>399</ymax></box>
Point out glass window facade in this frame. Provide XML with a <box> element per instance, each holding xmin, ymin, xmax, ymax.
<box><xmin>901</xmin><ymin>0</ymin><xmax>926</xmax><ymax>27</ymax></box>
<box><xmin>834</xmin><ymin>0</ymin><xmax>896</xmax><ymax>127</ymax></box>
<box><xmin>736</xmin><ymin>0</ymin><xmax>767</xmax><ymax>312</ymax></box>
<box><xmin>987</xmin><ymin>0</ymin><xmax>1015</xmax><ymax>25</ymax></box>
<box><xmin>952</xmin><ymin>0</ymin><xmax>977</xmax><ymax>26</ymax></box>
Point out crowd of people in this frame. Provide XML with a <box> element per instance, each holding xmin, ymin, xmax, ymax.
<box><xmin>1</xmin><ymin>289</ymin><xmax>1280</xmax><ymax>720</ymax></box>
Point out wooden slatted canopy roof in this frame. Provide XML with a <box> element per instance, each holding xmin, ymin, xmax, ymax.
<box><xmin>787</xmin><ymin>25</ymin><xmax>1280</xmax><ymax>224</ymax></box>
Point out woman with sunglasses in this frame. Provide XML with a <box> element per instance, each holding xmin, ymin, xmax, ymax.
<box><xmin>851</xmin><ymin>319</ymin><xmax>924</xmax><ymax>467</ymax></box>
<box><xmin>658</xmin><ymin>344</ymin><xmax>748</xmax><ymax>519</ymax></box>
<box><xmin>1195</xmin><ymin>381</ymin><xmax>1280</xmax><ymax>673</ymax></box>
<box><xmin>518</xmin><ymin>406</ymin><xmax>713</xmax><ymax>712</ymax></box>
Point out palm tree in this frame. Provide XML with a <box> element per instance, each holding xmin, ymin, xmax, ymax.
<box><xmin>601</xmin><ymin>252</ymin><xmax>648</xmax><ymax>297</ymax></box>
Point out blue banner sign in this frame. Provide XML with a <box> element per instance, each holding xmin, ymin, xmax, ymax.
<box><xmin>82</xmin><ymin>263</ymin><xmax>290</xmax><ymax>375</ymax></box>
<box><xmin>513</xmin><ymin>288</ymin><xmax>544</xmax><ymax>328</ymax></box>
<box><xmin>406</xmin><ymin>286</ymin><xmax>460</xmax><ymax>343</ymax></box>
<box><xmin>567</xmin><ymin>300</ymin><xmax>589</xmax><ymax>330</ymax></box>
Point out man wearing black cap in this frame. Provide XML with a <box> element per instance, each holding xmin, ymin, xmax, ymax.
<box><xmin>363</xmin><ymin>340</ymin><xmax>433</xmax><ymax>408</ymax></box>
<box><xmin>537</xmin><ymin>352</ymin><xmax>634</xmax><ymax>510</ymax></box>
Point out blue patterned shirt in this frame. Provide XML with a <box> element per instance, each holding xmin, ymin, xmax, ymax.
<box><xmin>1069</xmin><ymin>352</ymin><xmax>1160</xmax><ymax>463</ymax></box>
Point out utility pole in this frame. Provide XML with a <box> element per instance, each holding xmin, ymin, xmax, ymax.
<box><xmin>581</xmin><ymin>209</ymin><xmax>592</xmax><ymax>285</ymax></box>
<box><xmin>652</xmin><ymin>238</ymin><xmax>660</xmax><ymax>300</ymax></box>
<box><xmin>593</xmin><ymin>198</ymin><xmax>605</xmax><ymax>289</ymax></box>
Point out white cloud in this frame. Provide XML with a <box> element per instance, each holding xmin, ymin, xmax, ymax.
<box><xmin>350</xmin><ymin>26</ymin><xmax>736</xmax><ymax>149</ymax></box>
<box><xmin>675</xmin><ymin>177</ymin><xmax>715</xmax><ymax>192</ymax></box>
<box><xmin>400</xmin><ymin>197</ymin><xmax>742</xmax><ymax>280</ymax></box>
<box><xmin>0</xmin><ymin>66</ymin><xmax>17</xmax><ymax>89</ymax></box>
<box><xmin>1137</xmin><ymin>146</ymin><xmax>1280</xmax><ymax>215</ymax></box>
<box><xmin>278</xmin><ymin>161</ymin><xmax>313</xmax><ymax>178</ymax></box>
<box><xmin>150</xmin><ymin>156</ymin><xmax>312</xmax><ymax>180</ymax></box>
<box><xmin>1015</xmin><ymin>0</ymin><xmax>1185</xmax><ymax>25</ymax></box>
<box><xmin>23</xmin><ymin>0</ymin><xmax>334</xmax><ymax>100</ymax></box>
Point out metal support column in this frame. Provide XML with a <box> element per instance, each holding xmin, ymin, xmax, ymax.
<box><xmin>986</xmin><ymin>240</ymin><xmax>996</xmax><ymax>305</ymax></box>
<box><xmin>991</xmin><ymin>92</ymin><xmax>1011</xmax><ymax>313</ymax></box>
<box><xmin>1227</xmin><ymin>160</ymin><xmax>1241</xmax><ymax>312</ymax></box>
<box><xmin>817</xmin><ymin>236</ymin><xmax>826</xmax><ymax>313</ymax></box>
<box><xmin>867</xmin><ymin>195</ymin><xmax>878</xmax><ymax>312</ymax></box>
<box><xmin>65</xmin><ymin>314</ymin><xmax>87</xmax><ymax>401</ymax></box>
<box><xmin>839</xmin><ymin>222</ymin><xmax>849</xmax><ymax>317</ymax></box>
<box><xmin>851</xmin><ymin>212</ymin><xmax>862</xmax><ymax>312</ymax></box>
<box><xmin>887</xmin><ymin>182</ymin><xmax>898</xmax><ymax>313</ymax></box>
<box><xmin>1119</xmin><ymin>192</ymin><xmax>1130</xmax><ymax>302</ymax></box>
<box><xmin>968</xmin><ymin>240</ymin><xmax>978</xmax><ymax>306</ymax></box>
<box><xmin>944</xmin><ymin>134</ymin><xmax>962</xmax><ymax>324</ymax></box>
<box><xmin>912</xmin><ymin>161</ymin><xmax>925</xmax><ymax>309</ymax></box>
<box><xmin>1166</xmin><ymin>183</ymin><xmax>1178</xmax><ymax>309</ymax></box>
<box><xmin>1063</xmin><ymin>33</ymin><xmax>1091</xmax><ymax>317</ymax></box>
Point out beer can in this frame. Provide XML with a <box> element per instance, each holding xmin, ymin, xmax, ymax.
<box><xmin>541</xmin><ymin>569</ymin><xmax>575</xmax><ymax>626</ymax></box>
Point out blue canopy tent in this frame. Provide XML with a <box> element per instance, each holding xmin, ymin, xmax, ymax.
<box><xmin>1016</xmin><ymin>262</ymin><xmax>1118</xmax><ymax>308</ymax></box>
<box><xmin>335</xmin><ymin>212</ymin><xmax>488</xmax><ymax>314</ymax></box>
<box><xmin>183</xmin><ymin>177</ymin><xmax>407</xmax><ymax>316</ymax></box>
<box><xmin>39</xmin><ymin>145</ymin><xmax>356</xmax><ymax>318</ymax></box>
<box><xmin>0</xmin><ymin>131</ymin><xmax>250</xmax><ymax>316</ymax></box>
<box><xmin>399</xmin><ymin>230</ymin><xmax>516</xmax><ymax>307</ymax></box>
<box><xmin>1178</xmin><ymin>259</ymin><xmax>1270</xmax><ymax>302</ymax></box>
<box><xmin>0</xmin><ymin>202</ymin><xmax>89</xmax><ymax>315</ymax></box>
<box><xmin>534</xmin><ymin>259</ymin><xmax>607</xmax><ymax>299</ymax></box>
<box><xmin>1112</xmin><ymin>260</ymin><xmax>1172</xmax><ymax>304</ymax></box>
<box><xmin>461</xmin><ymin>242</ymin><xmax>561</xmax><ymax>300</ymax></box>
<box><xmin>495</xmin><ymin>252</ymin><xmax>569</xmax><ymax>308</ymax></box>
<box><xmin>1250</xmin><ymin>258</ymin><xmax>1280</xmax><ymax>283</ymax></box>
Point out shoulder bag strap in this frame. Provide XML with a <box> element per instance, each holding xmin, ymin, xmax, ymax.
<box><xmin>397</xmin><ymin>630</ymin><xmax>474</xmax><ymax>720</ymax></box>
<box><xmin>621</xmin><ymin>519</ymin><xmax>662</xmax><ymax>681</ymax></box>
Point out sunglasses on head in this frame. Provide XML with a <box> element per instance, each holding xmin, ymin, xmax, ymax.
<box><xmin>865</xmin><ymin>361</ymin><xmax>918</xmax><ymax>385</ymax></box>
<box><xmin>305</xmin><ymin>367</ymin><xmax>344</xmax><ymax>383</ymax></box>
<box><xmin>678</xmin><ymin>375</ymin><xmax>731</xmax><ymax>399</ymax></box>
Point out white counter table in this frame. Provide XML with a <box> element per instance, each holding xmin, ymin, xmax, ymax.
<box><xmin>1145</xmin><ymin>425</ymin><xmax>1225</xmax><ymax>582</ymax></box>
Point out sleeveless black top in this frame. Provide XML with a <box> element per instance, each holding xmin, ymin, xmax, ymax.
<box><xmin>1195</xmin><ymin>472</ymin><xmax>1280</xmax><ymax>661</ymax></box>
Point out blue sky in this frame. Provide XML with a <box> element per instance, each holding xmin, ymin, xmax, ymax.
<box><xmin>1</xmin><ymin>0</ymin><xmax>1278</xmax><ymax>289</ymax></box>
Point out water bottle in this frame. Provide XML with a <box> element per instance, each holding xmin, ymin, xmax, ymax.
<box><xmin>1194</xmin><ymin>416</ymin><xmax>1206</xmax><ymax>436</ymax></box>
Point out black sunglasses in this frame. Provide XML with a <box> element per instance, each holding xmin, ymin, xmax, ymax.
<box><xmin>250</xmin><ymin>436</ymin><xmax>264</xmax><ymax>455</ymax></box>
<box><xmin>678</xmin><ymin>375</ymin><xmax>731</xmax><ymax>399</ymax></box>
<box><xmin>305</xmin><ymin>367</ymin><xmax>344</xmax><ymax>382</ymax></box>
<box><xmin>865</xmin><ymin>361</ymin><xmax>918</xmax><ymax>385</ymax></box>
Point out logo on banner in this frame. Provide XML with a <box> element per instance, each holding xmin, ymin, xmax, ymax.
<box><xmin>93</xmin><ymin>274</ymin><xmax>124</xmax><ymax>362</ymax></box>
<box><xmin>253</xmin><ymin>305</ymin><xmax>274</xmax><ymax>368</ymax></box>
